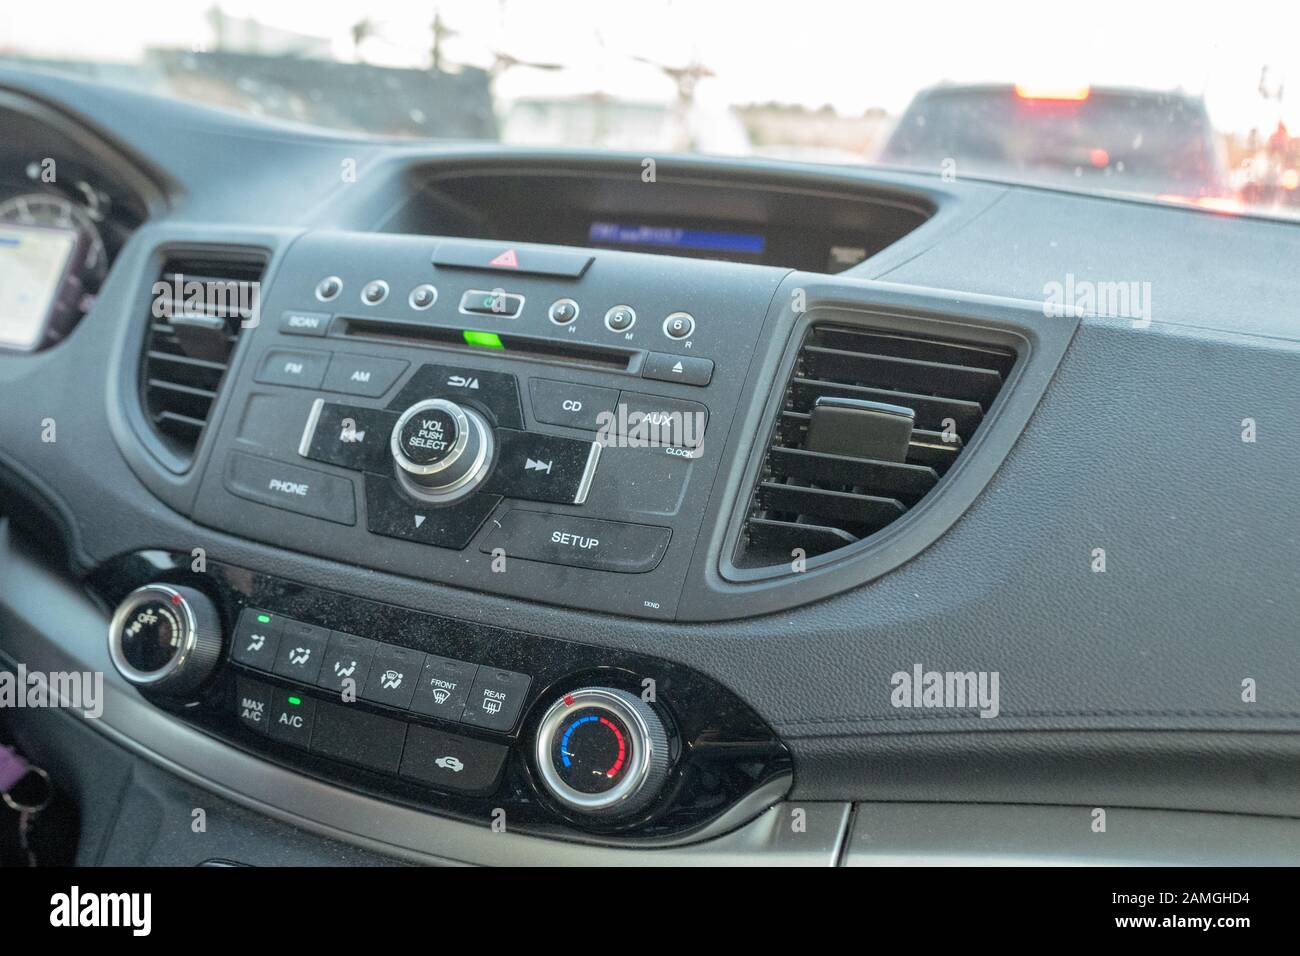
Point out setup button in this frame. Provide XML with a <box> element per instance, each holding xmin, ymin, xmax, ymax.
<box><xmin>478</xmin><ymin>510</ymin><xmax>671</xmax><ymax>574</ymax></box>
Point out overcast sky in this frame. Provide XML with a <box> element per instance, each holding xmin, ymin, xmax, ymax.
<box><xmin>3</xmin><ymin>0</ymin><xmax>1298</xmax><ymax>131</ymax></box>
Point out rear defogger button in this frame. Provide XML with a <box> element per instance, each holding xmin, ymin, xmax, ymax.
<box><xmin>478</xmin><ymin>510</ymin><xmax>670</xmax><ymax>573</ymax></box>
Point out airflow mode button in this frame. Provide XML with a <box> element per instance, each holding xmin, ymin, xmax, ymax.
<box><xmin>479</xmin><ymin>510</ymin><xmax>671</xmax><ymax>574</ymax></box>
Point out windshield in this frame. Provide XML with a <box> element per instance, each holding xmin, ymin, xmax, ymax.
<box><xmin>3</xmin><ymin>0</ymin><xmax>1299</xmax><ymax>220</ymax></box>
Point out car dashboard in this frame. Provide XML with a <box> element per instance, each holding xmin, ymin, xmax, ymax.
<box><xmin>1</xmin><ymin>69</ymin><xmax>1299</xmax><ymax>867</ymax></box>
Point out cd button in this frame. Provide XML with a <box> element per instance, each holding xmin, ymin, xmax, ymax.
<box><xmin>528</xmin><ymin>379</ymin><xmax>618</xmax><ymax>431</ymax></box>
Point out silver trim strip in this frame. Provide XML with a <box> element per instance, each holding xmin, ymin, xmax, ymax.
<box><xmin>297</xmin><ymin>397</ymin><xmax>325</xmax><ymax>458</ymax></box>
<box><xmin>573</xmin><ymin>440</ymin><xmax>601</xmax><ymax>506</ymax></box>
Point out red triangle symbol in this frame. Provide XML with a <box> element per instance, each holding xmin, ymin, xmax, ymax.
<box><xmin>488</xmin><ymin>248</ymin><xmax>519</xmax><ymax>268</ymax></box>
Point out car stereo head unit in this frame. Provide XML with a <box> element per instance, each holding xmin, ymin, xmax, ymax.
<box><xmin>191</xmin><ymin>232</ymin><xmax>787</xmax><ymax>619</ymax></box>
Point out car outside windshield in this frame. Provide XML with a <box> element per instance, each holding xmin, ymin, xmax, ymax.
<box><xmin>2</xmin><ymin>0</ymin><xmax>1299</xmax><ymax>219</ymax></box>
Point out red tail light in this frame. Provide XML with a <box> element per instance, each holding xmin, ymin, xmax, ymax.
<box><xmin>1014</xmin><ymin>83</ymin><xmax>1091</xmax><ymax>102</ymax></box>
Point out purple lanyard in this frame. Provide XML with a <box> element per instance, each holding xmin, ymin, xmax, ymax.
<box><xmin>0</xmin><ymin>746</ymin><xmax>29</xmax><ymax>793</ymax></box>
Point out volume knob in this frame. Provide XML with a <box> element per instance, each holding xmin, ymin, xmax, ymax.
<box><xmin>107</xmin><ymin>584</ymin><xmax>223</xmax><ymax>695</ymax></box>
<box><xmin>390</xmin><ymin>398</ymin><xmax>494</xmax><ymax>503</ymax></box>
<box><xmin>534</xmin><ymin>687</ymin><xmax>672</xmax><ymax>818</ymax></box>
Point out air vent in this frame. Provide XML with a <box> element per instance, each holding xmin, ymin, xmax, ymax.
<box><xmin>735</xmin><ymin>325</ymin><xmax>1017</xmax><ymax>569</ymax></box>
<box><xmin>140</xmin><ymin>252</ymin><xmax>266</xmax><ymax>462</ymax></box>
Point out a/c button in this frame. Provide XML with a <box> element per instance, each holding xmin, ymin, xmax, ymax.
<box><xmin>478</xmin><ymin>510</ymin><xmax>670</xmax><ymax>574</ymax></box>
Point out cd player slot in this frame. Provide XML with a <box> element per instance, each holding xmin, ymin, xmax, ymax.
<box><xmin>334</xmin><ymin>316</ymin><xmax>634</xmax><ymax>371</ymax></box>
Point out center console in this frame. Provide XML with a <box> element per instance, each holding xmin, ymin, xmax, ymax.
<box><xmin>96</xmin><ymin>219</ymin><xmax>1061</xmax><ymax>847</ymax></box>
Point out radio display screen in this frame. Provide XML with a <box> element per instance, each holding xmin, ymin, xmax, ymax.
<box><xmin>0</xmin><ymin>223</ymin><xmax>78</xmax><ymax>350</ymax></box>
<box><xmin>588</xmin><ymin>221</ymin><xmax>765</xmax><ymax>256</ymax></box>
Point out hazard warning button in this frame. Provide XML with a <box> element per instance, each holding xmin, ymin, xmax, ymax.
<box><xmin>431</xmin><ymin>241</ymin><xmax>593</xmax><ymax>278</ymax></box>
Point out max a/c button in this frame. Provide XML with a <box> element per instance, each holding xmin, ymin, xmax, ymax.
<box><xmin>479</xmin><ymin>510</ymin><xmax>671</xmax><ymax>574</ymax></box>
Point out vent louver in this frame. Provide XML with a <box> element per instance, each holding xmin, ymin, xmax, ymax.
<box><xmin>735</xmin><ymin>325</ymin><xmax>1016</xmax><ymax>569</ymax></box>
<box><xmin>140</xmin><ymin>252</ymin><xmax>266</xmax><ymax>462</ymax></box>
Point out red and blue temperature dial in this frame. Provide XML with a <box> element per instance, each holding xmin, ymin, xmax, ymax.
<box><xmin>552</xmin><ymin>707</ymin><xmax>633</xmax><ymax>795</ymax></box>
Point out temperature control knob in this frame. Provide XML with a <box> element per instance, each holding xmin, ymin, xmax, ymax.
<box><xmin>107</xmin><ymin>584</ymin><xmax>223</xmax><ymax>694</ymax></box>
<box><xmin>390</xmin><ymin>398</ymin><xmax>494</xmax><ymax>503</ymax></box>
<box><xmin>534</xmin><ymin>687</ymin><xmax>671</xmax><ymax>817</ymax></box>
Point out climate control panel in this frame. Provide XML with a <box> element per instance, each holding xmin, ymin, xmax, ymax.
<box><xmin>94</xmin><ymin>552</ymin><xmax>791</xmax><ymax>840</ymax></box>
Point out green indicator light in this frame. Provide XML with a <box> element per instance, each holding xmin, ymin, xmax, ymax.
<box><xmin>287</xmin><ymin>696</ymin><xmax>301</xmax><ymax>706</ymax></box>
<box><xmin>256</xmin><ymin>614</ymin><xmax>271</xmax><ymax>624</ymax></box>
<box><xmin>463</xmin><ymin>330</ymin><xmax>504</xmax><ymax>349</ymax></box>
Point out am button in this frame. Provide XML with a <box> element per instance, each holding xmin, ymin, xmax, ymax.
<box><xmin>321</xmin><ymin>352</ymin><xmax>410</xmax><ymax>398</ymax></box>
